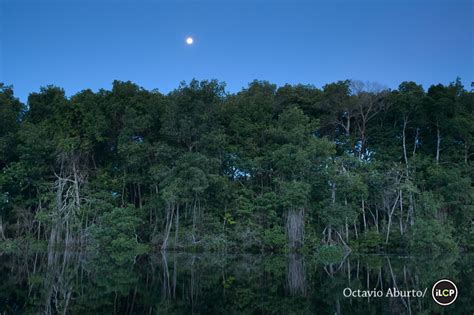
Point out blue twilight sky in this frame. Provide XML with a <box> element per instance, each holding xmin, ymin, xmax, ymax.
<box><xmin>1</xmin><ymin>0</ymin><xmax>473</xmax><ymax>103</ymax></box>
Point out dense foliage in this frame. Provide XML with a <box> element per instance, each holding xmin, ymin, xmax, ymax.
<box><xmin>0</xmin><ymin>79</ymin><xmax>473</xmax><ymax>253</ymax></box>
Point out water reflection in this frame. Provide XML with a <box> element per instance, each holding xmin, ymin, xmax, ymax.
<box><xmin>0</xmin><ymin>249</ymin><xmax>471</xmax><ymax>314</ymax></box>
<box><xmin>287</xmin><ymin>254</ymin><xmax>307</xmax><ymax>297</ymax></box>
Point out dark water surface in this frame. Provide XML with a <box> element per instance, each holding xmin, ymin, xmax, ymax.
<box><xmin>0</xmin><ymin>250</ymin><xmax>472</xmax><ymax>314</ymax></box>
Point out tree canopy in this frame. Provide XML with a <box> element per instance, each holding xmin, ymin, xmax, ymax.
<box><xmin>1</xmin><ymin>79</ymin><xmax>473</xmax><ymax>253</ymax></box>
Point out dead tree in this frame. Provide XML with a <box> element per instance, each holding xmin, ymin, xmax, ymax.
<box><xmin>351</xmin><ymin>81</ymin><xmax>388</xmax><ymax>159</ymax></box>
<box><xmin>49</xmin><ymin>152</ymin><xmax>86</xmax><ymax>250</ymax></box>
<box><xmin>286</xmin><ymin>207</ymin><xmax>305</xmax><ymax>251</ymax></box>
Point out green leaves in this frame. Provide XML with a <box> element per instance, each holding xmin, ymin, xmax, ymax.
<box><xmin>90</xmin><ymin>206</ymin><xmax>142</xmax><ymax>255</ymax></box>
<box><xmin>0</xmin><ymin>78</ymin><xmax>472</xmax><ymax>253</ymax></box>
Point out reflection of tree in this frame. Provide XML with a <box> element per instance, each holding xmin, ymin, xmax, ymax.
<box><xmin>286</xmin><ymin>254</ymin><xmax>307</xmax><ymax>296</ymax></box>
<box><xmin>160</xmin><ymin>251</ymin><xmax>171</xmax><ymax>299</ymax></box>
<box><xmin>385</xmin><ymin>257</ymin><xmax>411</xmax><ymax>315</ymax></box>
<box><xmin>42</xmin><ymin>249</ymin><xmax>83</xmax><ymax>315</ymax></box>
<box><xmin>155</xmin><ymin>252</ymin><xmax>208</xmax><ymax>313</ymax></box>
<box><xmin>0</xmin><ymin>251</ymin><xmax>472</xmax><ymax>314</ymax></box>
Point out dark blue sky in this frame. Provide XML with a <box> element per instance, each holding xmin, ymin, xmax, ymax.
<box><xmin>1</xmin><ymin>0</ymin><xmax>473</xmax><ymax>102</ymax></box>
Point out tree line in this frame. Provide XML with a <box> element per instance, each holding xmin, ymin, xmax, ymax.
<box><xmin>0</xmin><ymin>79</ymin><xmax>472</xmax><ymax>253</ymax></box>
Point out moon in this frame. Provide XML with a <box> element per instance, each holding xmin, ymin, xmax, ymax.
<box><xmin>186</xmin><ymin>37</ymin><xmax>194</xmax><ymax>45</ymax></box>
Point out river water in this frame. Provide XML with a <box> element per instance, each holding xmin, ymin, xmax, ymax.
<box><xmin>0</xmin><ymin>251</ymin><xmax>472</xmax><ymax>314</ymax></box>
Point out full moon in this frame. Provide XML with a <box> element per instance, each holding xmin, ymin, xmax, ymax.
<box><xmin>186</xmin><ymin>37</ymin><xmax>193</xmax><ymax>45</ymax></box>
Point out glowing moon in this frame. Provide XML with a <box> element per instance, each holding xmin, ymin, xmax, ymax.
<box><xmin>186</xmin><ymin>37</ymin><xmax>194</xmax><ymax>45</ymax></box>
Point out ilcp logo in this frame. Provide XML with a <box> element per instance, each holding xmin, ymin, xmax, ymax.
<box><xmin>431</xmin><ymin>279</ymin><xmax>458</xmax><ymax>306</ymax></box>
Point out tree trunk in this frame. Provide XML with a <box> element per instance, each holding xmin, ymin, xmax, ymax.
<box><xmin>344</xmin><ymin>114</ymin><xmax>351</xmax><ymax>137</ymax></box>
<box><xmin>162</xmin><ymin>203</ymin><xmax>175</xmax><ymax>251</ymax></box>
<box><xmin>37</xmin><ymin>221</ymin><xmax>41</xmax><ymax>241</ymax></box>
<box><xmin>72</xmin><ymin>159</ymin><xmax>81</xmax><ymax>208</ymax></box>
<box><xmin>386</xmin><ymin>191</ymin><xmax>400</xmax><ymax>244</ymax></box>
<box><xmin>287</xmin><ymin>208</ymin><xmax>304</xmax><ymax>250</ymax></box>
<box><xmin>361</xmin><ymin>199</ymin><xmax>367</xmax><ymax>231</ymax></box>
<box><xmin>375</xmin><ymin>208</ymin><xmax>379</xmax><ymax>233</ymax></box>
<box><xmin>386</xmin><ymin>214</ymin><xmax>392</xmax><ymax>244</ymax></box>
<box><xmin>174</xmin><ymin>205</ymin><xmax>179</xmax><ymax>249</ymax></box>
<box><xmin>359</xmin><ymin>129</ymin><xmax>366</xmax><ymax>160</ymax></box>
<box><xmin>464</xmin><ymin>143</ymin><xmax>469</xmax><ymax>164</ymax></box>
<box><xmin>408</xmin><ymin>193</ymin><xmax>414</xmax><ymax>227</ymax></box>
<box><xmin>327</xmin><ymin>181</ymin><xmax>336</xmax><ymax>243</ymax></box>
<box><xmin>412</xmin><ymin>128</ymin><xmax>419</xmax><ymax>157</ymax></box>
<box><xmin>399</xmin><ymin>190</ymin><xmax>404</xmax><ymax>235</ymax></box>
<box><xmin>49</xmin><ymin>152</ymin><xmax>84</xmax><ymax>249</ymax></box>
<box><xmin>436</xmin><ymin>124</ymin><xmax>441</xmax><ymax>164</ymax></box>
<box><xmin>345</xmin><ymin>217</ymin><xmax>349</xmax><ymax>243</ymax></box>
<box><xmin>353</xmin><ymin>220</ymin><xmax>358</xmax><ymax>239</ymax></box>
<box><xmin>368</xmin><ymin>208</ymin><xmax>379</xmax><ymax>233</ymax></box>
<box><xmin>138</xmin><ymin>183</ymin><xmax>142</xmax><ymax>209</ymax></box>
<box><xmin>0</xmin><ymin>216</ymin><xmax>6</xmax><ymax>240</ymax></box>
<box><xmin>192</xmin><ymin>197</ymin><xmax>197</xmax><ymax>243</ymax></box>
<box><xmin>402</xmin><ymin>117</ymin><xmax>408</xmax><ymax>165</ymax></box>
